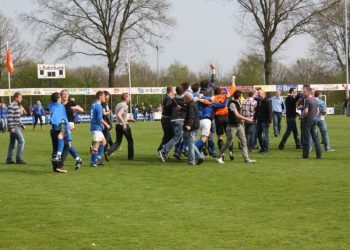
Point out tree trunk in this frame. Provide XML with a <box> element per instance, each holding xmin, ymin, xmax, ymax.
<box><xmin>264</xmin><ymin>51</ymin><xmax>273</xmax><ymax>85</ymax></box>
<box><xmin>108</xmin><ymin>64</ymin><xmax>116</xmax><ymax>87</ymax></box>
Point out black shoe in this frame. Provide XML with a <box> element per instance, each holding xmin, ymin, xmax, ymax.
<box><xmin>104</xmin><ymin>152</ymin><xmax>110</xmax><ymax>162</ymax></box>
<box><xmin>296</xmin><ymin>145</ymin><xmax>303</xmax><ymax>149</ymax></box>
<box><xmin>209</xmin><ymin>150</ymin><xmax>217</xmax><ymax>158</ymax></box>
<box><xmin>75</xmin><ymin>159</ymin><xmax>83</xmax><ymax>170</ymax></box>
<box><xmin>16</xmin><ymin>159</ymin><xmax>27</xmax><ymax>164</ymax></box>
<box><xmin>174</xmin><ymin>153</ymin><xmax>182</xmax><ymax>160</ymax></box>
<box><xmin>97</xmin><ymin>159</ymin><xmax>104</xmax><ymax>166</ymax></box>
<box><xmin>6</xmin><ymin>160</ymin><xmax>15</xmax><ymax>164</ymax></box>
<box><xmin>197</xmin><ymin>158</ymin><xmax>204</xmax><ymax>165</ymax></box>
<box><xmin>279</xmin><ymin>145</ymin><xmax>284</xmax><ymax>150</ymax></box>
<box><xmin>229</xmin><ymin>151</ymin><xmax>234</xmax><ymax>161</ymax></box>
<box><xmin>202</xmin><ymin>148</ymin><xmax>208</xmax><ymax>156</ymax></box>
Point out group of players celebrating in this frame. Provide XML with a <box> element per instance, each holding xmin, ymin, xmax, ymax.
<box><xmin>4</xmin><ymin>64</ymin><xmax>334</xmax><ymax>172</ymax></box>
<box><xmin>157</xmin><ymin>64</ymin><xmax>257</xmax><ymax>165</ymax></box>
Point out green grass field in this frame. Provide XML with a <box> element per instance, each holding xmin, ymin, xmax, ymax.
<box><xmin>0</xmin><ymin>116</ymin><xmax>349</xmax><ymax>250</ymax></box>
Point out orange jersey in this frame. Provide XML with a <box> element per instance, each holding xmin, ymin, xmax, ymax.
<box><xmin>214</xmin><ymin>86</ymin><xmax>236</xmax><ymax>116</ymax></box>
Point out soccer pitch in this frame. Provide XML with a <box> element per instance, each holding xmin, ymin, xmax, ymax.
<box><xmin>0</xmin><ymin>116</ymin><xmax>349</xmax><ymax>249</ymax></box>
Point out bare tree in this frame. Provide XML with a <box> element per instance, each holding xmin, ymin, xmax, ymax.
<box><xmin>310</xmin><ymin>1</ymin><xmax>348</xmax><ymax>73</ymax></box>
<box><xmin>234</xmin><ymin>0</ymin><xmax>339</xmax><ymax>85</ymax></box>
<box><xmin>271</xmin><ymin>62</ymin><xmax>291</xmax><ymax>84</ymax></box>
<box><xmin>0</xmin><ymin>11</ymin><xmax>27</xmax><ymax>82</ymax></box>
<box><xmin>23</xmin><ymin>0</ymin><xmax>175</xmax><ymax>87</ymax></box>
<box><xmin>289</xmin><ymin>58</ymin><xmax>332</xmax><ymax>84</ymax></box>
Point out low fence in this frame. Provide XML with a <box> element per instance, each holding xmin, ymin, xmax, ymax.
<box><xmin>0</xmin><ymin>84</ymin><xmax>349</xmax><ymax>97</ymax></box>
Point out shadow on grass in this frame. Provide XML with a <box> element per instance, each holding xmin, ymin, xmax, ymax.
<box><xmin>0</xmin><ymin>165</ymin><xmax>54</xmax><ymax>175</ymax></box>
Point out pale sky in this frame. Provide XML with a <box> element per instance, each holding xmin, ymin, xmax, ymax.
<box><xmin>0</xmin><ymin>0</ymin><xmax>312</xmax><ymax>73</ymax></box>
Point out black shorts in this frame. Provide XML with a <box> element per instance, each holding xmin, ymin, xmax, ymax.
<box><xmin>215</xmin><ymin>115</ymin><xmax>228</xmax><ymax>136</ymax></box>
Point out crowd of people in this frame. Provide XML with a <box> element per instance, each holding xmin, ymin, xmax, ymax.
<box><xmin>156</xmin><ymin>64</ymin><xmax>338</xmax><ymax>165</ymax></box>
<box><xmin>1</xmin><ymin>63</ymin><xmax>346</xmax><ymax>172</ymax></box>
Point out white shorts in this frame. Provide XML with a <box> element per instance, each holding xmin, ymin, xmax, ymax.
<box><xmin>91</xmin><ymin>131</ymin><xmax>105</xmax><ymax>142</ymax></box>
<box><xmin>69</xmin><ymin>122</ymin><xmax>75</xmax><ymax>130</ymax></box>
<box><xmin>200</xmin><ymin>119</ymin><xmax>212</xmax><ymax>137</ymax></box>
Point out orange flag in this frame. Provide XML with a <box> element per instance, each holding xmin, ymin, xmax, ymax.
<box><xmin>5</xmin><ymin>46</ymin><xmax>14</xmax><ymax>74</ymax></box>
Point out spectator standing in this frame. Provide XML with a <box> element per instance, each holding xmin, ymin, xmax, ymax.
<box><xmin>314</xmin><ymin>91</ymin><xmax>334</xmax><ymax>152</ymax></box>
<box><xmin>0</xmin><ymin>103</ymin><xmax>8</xmax><ymax>133</ymax></box>
<box><xmin>132</xmin><ymin>104</ymin><xmax>138</xmax><ymax>121</ymax></box>
<box><xmin>301</xmin><ymin>87</ymin><xmax>322</xmax><ymax>159</ymax></box>
<box><xmin>32</xmin><ymin>100</ymin><xmax>46</xmax><ymax>131</ymax></box>
<box><xmin>148</xmin><ymin>105</ymin><xmax>155</xmax><ymax>122</ymax></box>
<box><xmin>270</xmin><ymin>90</ymin><xmax>285</xmax><ymax>137</ymax></box>
<box><xmin>241</xmin><ymin>90</ymin><xmax>257</xmax><ymax>152</ymax></box>
<box><xmin>279</xmin><ymin>88</ymin><xmax>302</xmax><ymax>150</ymax></box>
<box><xmin>141</xmin><ymin>102</ymin><xmax>147</xmax><ymax>121</ymax></box>
<box><xmin>6</xmin><ymin>92</ymin><xmax>26</xmax><ymax>164</ymax></box>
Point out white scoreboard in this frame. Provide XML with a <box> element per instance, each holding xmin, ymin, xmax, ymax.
<box><xmin>37</xmin><ymin>64</ymin><xmax>66</xmax><ymax>79</ymax></box>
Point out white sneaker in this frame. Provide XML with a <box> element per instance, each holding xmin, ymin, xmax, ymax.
<box><xmin>216</xmin><ymin>157</ymin><xmax>225</xmax><ymax>164</ymax></box>
<box><xmin>245</xmin><ymin>159</ymin><xmax>256</xmax><ymax>164</ymax></box>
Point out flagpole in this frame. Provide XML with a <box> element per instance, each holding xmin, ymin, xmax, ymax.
<box><xmin>7</xmin><ymin>41</ymin><xmax>11</xmax><ymax>103</ymax></box>
<box><xmin>127</xmin><ymin>42</ymin><xmax>132</xmax><ymax>114</ymax></box>
<box><xmin>345</xmin><ymin>0</ymin><xmax>349</xmax><ymax>99</ymax></box>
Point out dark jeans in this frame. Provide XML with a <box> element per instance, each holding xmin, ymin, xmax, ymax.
<box><xmin>279</xmin><ymin>117</ymin><xmax>301</xmax><ymax>148</ymax></box>
<box><xmin>257</xmin><ymin>122</ymin><xmax>269</xmax><ymax>152</ymax></box>
<box><xmin>108</xmin><ymin>124</ymin><xmax>134</xmax><ymax>160</ymax></box>
<box><xmin>302</xmin><ymin>121</ymin><xmax>322</xmax><ymax>159</ymax></box>
<box><xmin>50</xmin><ymin>129</ymin><xmax>69</xmax><ymax>170</ymax></box>
<box><xmin>244</xmin><ymin>123</ymin><xmax>256</xmax><ymax>151</ymax></box>
<box><xmin>158</xmin><ymin>116</ymin><xmax>174</xmax><ymax>151</ymax></box>
<box><xmin>273</xmin><ymin>112</ymin><xmax>282</xmax><ymax>136</ymax></box>
<box><xmin>103</xmin><ymin>128</ymin><xmax>114</xmax><ymax>152</ymax></box>
<box><xmin>33</xmin><ymin>115</ymin><xmax>43</xmax><ymax>127</ymax></box>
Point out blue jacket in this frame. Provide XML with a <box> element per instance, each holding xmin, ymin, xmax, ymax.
<box><xmin>48</xmin><ymin>102</ymin><xmax>72</xmax><ymax>141</ymax></box>
<box><xmin>0</xmin><ymin>107</ymin><xmax>7</xmax><ymax>119</ymax></box>
<box><xmin>32</xmin><ymin>105</ymin><xmax>45</xmax><ymax>116</ymax></box>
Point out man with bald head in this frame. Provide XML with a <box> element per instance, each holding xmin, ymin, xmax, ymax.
<box><xmin>183</xmin><ymin>92</ymin><xmax>203</xmax><ymax>165</ymax></box>
<box><xmin>255</xmin><ymin>90</ymin><xmax>272</xmax><ymax>154</ymax></box>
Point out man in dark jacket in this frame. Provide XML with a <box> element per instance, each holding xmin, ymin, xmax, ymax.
<box><xmin>157</xmin><ymin>86</ymin><xmax>174</xmax><ymax>152</ymax></box>
<box><xmin>183</xmin><ymin>93</ymin><xmax>204</xmax><ymax>165</ymax></box>
<box><xmin>159</xmin><ymin>86</ymin><xmax>186</xmax><ymax>162</ymax></box>
<box><xmin>279</xmin><ymin>88</ymin><xmax>302</xmax><ymax>150</ymax></box>
<box><xmin>255</xmin><ymin>90</ymin><xmax>272</xmax><ymax>154</ymax></box>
